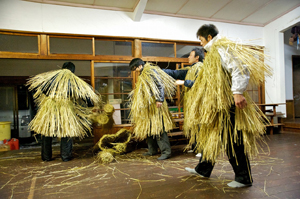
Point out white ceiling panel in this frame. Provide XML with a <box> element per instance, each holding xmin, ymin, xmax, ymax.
<box><xmin>23</xmin><ymin>0</ymin><xmax>300</xmax><ymax>26</ymax></box>
<box><xmin>177</xmin><ymin>0</ymin><xmax>232</xmax><ymax>18</ymax></box>
<box><xmin>94</xmin><ymin>0</ymin><xmax>138</xmax><ymax>9</ymax></box>
<box><xmin>212</xmin><ymin>0</ymin><xmax>270</xmax><ymax>21</ymax></box>
<box><xmin>145</xmin><ymin>0</ymin><xmax>188</xmax><ymax>14</ymax></box>
<box><xmin>49</xmin><ymin>0</ymin><xmax>94</xmax><ymax>5</ymax></box>
<box><xmin>242</xmin><ymin>0</ymin><xmax>300</xmax><ymax>24</ymax></box>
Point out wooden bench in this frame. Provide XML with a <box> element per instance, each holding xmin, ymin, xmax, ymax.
<box><xmin>256</xmin><ymin>103</ymin><xmax>286</xmax><ymax>135</ymax></box>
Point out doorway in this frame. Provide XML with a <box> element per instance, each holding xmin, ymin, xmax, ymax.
<box><xmin>293</xmin><ymin>55</ymin><xmax>300</xmax><ymax>118</ymax></box>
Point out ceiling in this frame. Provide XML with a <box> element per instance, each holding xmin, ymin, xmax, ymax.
<box><xmin>25</xmin><ymin>0</ymin><xmax>300</xmax><ymax>27</ymax></box>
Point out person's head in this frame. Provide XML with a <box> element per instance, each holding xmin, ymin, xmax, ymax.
<box><xmin>129</xmin><ymin>58</ymin><xmax>144</xmax><ymax>72</ymax></box>
<box><xmin>62</xmin><ymin>62</ymin><xmax>75</xmax><ymax>73</ymax></box>
<box><xmin>188</xmin><ymin>47</ymin><xmax>205</xmax><ymax>64</ymax></box>
<box><xmin>196</xmin><ymin>24</ymin><xmax>219</xmax><ymax>47</ymax></box>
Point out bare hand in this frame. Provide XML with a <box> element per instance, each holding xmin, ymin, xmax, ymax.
<box><xmin>156</xmin><ymin>101</ymin><xmax>162</xmax><ymax>108</ymax></box>
<box><xmin>234</xmin><ymin>94</ymin><xmax>247</xmax><ymax>109</ymax></box>
<box><xmin>175</xmin><ymin>80</ymin><xmax>184</xmax><ymax>86</ymax></box>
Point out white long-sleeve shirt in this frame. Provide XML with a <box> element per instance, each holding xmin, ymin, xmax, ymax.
<box><xmin>204</xmin><ymin>35</ymin><xmax>250</xmax><ymax>94</ymax></box>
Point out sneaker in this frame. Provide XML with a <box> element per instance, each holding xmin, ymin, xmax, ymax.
<box><xmin>185</xmin><ymin>167</ymin><xmax>205</xmax><ymax>177</ymax></box>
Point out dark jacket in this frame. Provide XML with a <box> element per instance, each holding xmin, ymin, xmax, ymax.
<box><xmin>163</xmin><ymin>63</ymin><xmax>198</xmax><ymax>88</ymax></box>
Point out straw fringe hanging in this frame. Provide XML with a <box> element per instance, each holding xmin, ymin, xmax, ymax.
<box><xmin>27</xmin><ymin>69</ymin><xmax>101</xmax><ymax>138</ymax></box>
<box><xmin>129</xmin><ymin>63</ymin><xmax>176</xmax><ymax>140</ymax></box>
<box><xmin>182</xmin><ymin>62</ymin><xmax>203</xmax><ymax>144</ymax></box>
<box><xmin>185</xmin><ymin>37</ymin><xmax>272</xmax><ymax>163</ymax></box>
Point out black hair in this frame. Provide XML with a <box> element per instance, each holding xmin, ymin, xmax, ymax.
<box><xmin>196</xmin><ymin>24</ymin><xmax>219</xmax><ymax>41</ymax></box>
<box><xmin>62</xmin><ymin>62</ymin><xmax>75</xmax><ymax>73</ymax></box>
<box><xmin>191</xmin><ymin>47</ymin><xmax>205</xmax><ymax>62</ymax></box>
<box><xmin>129</xmin><ymin>58</ymin><xmax>145</xmax><ymax>71</ymax></box>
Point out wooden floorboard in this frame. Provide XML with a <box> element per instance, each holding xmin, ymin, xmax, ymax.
<box><xmin>0</xmin><ymin>132</ymin><xmax>300</xmax><ymax>199</ymax></box>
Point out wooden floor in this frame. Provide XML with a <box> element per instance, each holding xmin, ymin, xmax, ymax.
<box><xmin>0</xmin><ymin>132</ymin><xmax>300</xmax><ymax>199</ymax></box>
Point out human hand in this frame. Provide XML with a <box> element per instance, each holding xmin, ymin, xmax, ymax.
<box><xmin>156</xmin><ymin>101</ymin><xmax>162</xmax><ymax>108</ymax></box>
<box><xmin>234</xmin><ymin>94</ymin><xmax>247</xmax><ymax>109</ymax></box>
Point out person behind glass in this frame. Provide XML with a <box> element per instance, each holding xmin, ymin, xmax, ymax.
<box><xmin>185</xmin><ymin>24</ymin><xmax>253</xmax><ymax>188</ymax></box>
<box><xmin>130</xmin><ymin>58</ymin><xmax>172</xmax><ymax>160</ymax></box>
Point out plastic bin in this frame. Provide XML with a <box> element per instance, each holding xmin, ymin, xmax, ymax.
<box><xmin>0</xmin><ymin>122</ymin><xmax>11</xmax><ymax>141</ymax></box>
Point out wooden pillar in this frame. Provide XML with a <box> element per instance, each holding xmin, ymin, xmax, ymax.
<box><xmin>134</xmin><ymin>39</ymin><xmax>141</xmax><ymax>58</ymax></box>
<box><xmin>39</xmin><ymin>34</ymin><xmax>48</xmax><ymax>55</ymax></box>
<box><xmin>91</xmin><ymin>60</ymin><xmax>95</xmax><ymax>89</ymax></box>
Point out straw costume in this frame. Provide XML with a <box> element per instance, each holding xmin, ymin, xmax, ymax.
<box><xmin>163</xmin><ymin>62</ymin><xmax>203</xmax><ymax>147</ymax></box>
<box><xmin>129</xmin><ymin>60</ymin><xmax>176</xmax><ymax>160</ymax></box>
<box><xmin>181</xmin><ymin>62</ymin><xmax>203</xmax><ymax>139</ymax></box>
<box><xmin>27</xmin><ymin>62</ymin><xmax>100</xmax><ymax>161</ymax></box>
<box><xmin>184</xmin><ymin>30</ymin><xmax>272</xmax><ymax>187</ymax></box>
<box><xmin>163</xmin><ymin>47</ymin><xmax>204</xmax><ymax>153</ymax></box>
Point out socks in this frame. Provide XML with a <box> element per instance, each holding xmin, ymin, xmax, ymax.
<box><xmin>227</xmin><ymin>181</ymin><xmax>252</xmax><ymax>188</ymax></box>
<box><xmin>185</xmin><ymin>167</ymin><xmax>205</xmax><ymax>177</ymax></box>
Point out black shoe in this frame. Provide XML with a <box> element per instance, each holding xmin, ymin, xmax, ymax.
<box><xmin>157</xmin><ymin>154</ymin><xmax>171</xmax><ymax>160</ymax></box>
<box><xmin>143</xmin><ymin>152</ymin><xmax>157</xmax><ymax>156</ymax></box>
<box><xmin>62</xmin><ymin>157</ymin><xmax>74</xmax><ymax>162</ymax></box>
<box><xmin>42</xmin><ymin>158</ymin><xmax>54</xmax><ymax>162</ymax></box>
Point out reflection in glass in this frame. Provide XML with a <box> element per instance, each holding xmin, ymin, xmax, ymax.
<box><xmin>0</xmin><ymin>34</ymin><xmax>38</xmax><ymax>53</ymax></box>
<box><xmin>50</xmin><ymin>37</ymin><xmax>92</xmax><ymax>54</ymax></box>
<box><xmin>142</xmin><ymin>42</ymin><xmax>174</xmax><ymax>57</ymax></box>
<box><xmin>95</xmin><ymin>40</ymin><xmax>132</xmax><ymax>56</ymax></box>
<box><xmin>94</xmin><ymin>62</ymin><xmax>132</xmax><ymax>124</ymax></box>
<box><xmin>176</xmin><ymin>44</ymin><xmax>201</xmax><ymax>58</ymax></box>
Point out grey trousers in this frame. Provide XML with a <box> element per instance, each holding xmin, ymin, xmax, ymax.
<box><xmin>146</xmin><ymin>131</ymin><xmax>171</xmax><ymax>156</ymax></box>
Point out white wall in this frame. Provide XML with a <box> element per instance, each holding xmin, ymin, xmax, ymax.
<box><xmin>0</xmin><ymin>0</ymin><xmax>263</xmax><ymax>45</ymax></box>
<box><xmin>263</xmin><ymin>6</ymin><xmax>300</xmax><ymax>115</ymax></box>
<box><xmin>284</xmin><ymin>27</ymin><xmax>300</xmax><ymax>100</ymax></box>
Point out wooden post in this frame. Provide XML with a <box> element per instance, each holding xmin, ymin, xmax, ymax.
<box><xmin>134</xmin><ymin>39</ymin><xmax>141</xmax><ymax>58</ymax></box>
<box><xmin>39</xmin><ymin>34</ymin><xmax>48</xmax><ymax>55</ymax></box>
<box><xmin>91</xmin><ymin>60</ymin><xmax>95</xmax><ymax>89</ymax></box>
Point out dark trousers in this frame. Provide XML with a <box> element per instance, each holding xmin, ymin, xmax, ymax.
<box><xmin>41</xmin><ymin>136</ymin><xmax>73</xmax><ymax>161</ymax></box>
<box><xmin>195</xmin><ymin>106</ymin><xmax>253</xmax><ymax>184</ymax></box>
<box><xmin>146</xmin><ymin>131</ymin><xmax>171</xmax><ymax>156</ymax></box>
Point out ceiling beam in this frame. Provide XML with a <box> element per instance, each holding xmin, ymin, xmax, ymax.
<box><xmin>132</xmin><ymin>0</ymin><xmax>148</xmax><ymax>21</ymax></box>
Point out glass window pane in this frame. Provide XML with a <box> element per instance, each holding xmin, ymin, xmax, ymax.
<box><xmin>95</xmin><ymin>40</ymin><xmax>132</xmax><ymax>56</ymax></box>
<box><xmin>176</xmin><ymin>44</ymin><xmax>201</xmax><ymax>58</ymax></box>
<box><xmin>252</xmin><ymin>91</ymin><xmax>259</xmax><ymax>103</ymax></box>
<box><xmin>246</xmin><ymin>82</ymin><xmax>253</xmax><ymax>90</ymax></box>
<box><xmin>142</xmin><ymin>42</ymin><xmax>174</xmax><ymax>57</ymax></box>
<box><xmin>94</xmin><ymin>62</ymin><xmax>132</xmax><ymax>124</ymax></box>
<box><xmin>0</xmin><ymin>34</ymin><xmax>38</xmax><ymax>53</ymax></box>
<box><xmin>49</xmin><ymin>37</ymin><xmax>92</xmax><ymax>54</ymax></box>
<box><xmin>0</xmin><ymin>59</ymin><xmax>90</xmax><ymax>77</ymax></box>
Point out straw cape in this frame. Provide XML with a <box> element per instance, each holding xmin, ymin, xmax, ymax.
<box><xmin>27</xmin><ymin>69</ymin><xmax>101</xmax><ymax>139</ymax></box>
<box><xmin>185</xmin><ymin>37</ymin><xmax>272</xmax><ymax>163</ymax></box>
<box><xmin>129</xmin><ymin>63</ymin><xmax>176</xmax><ymax>140</ymax></box>
<box><xmin>182</xmin><ymin>62</ymin><xmax>203</xmax><ymax>139</ymax></box>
